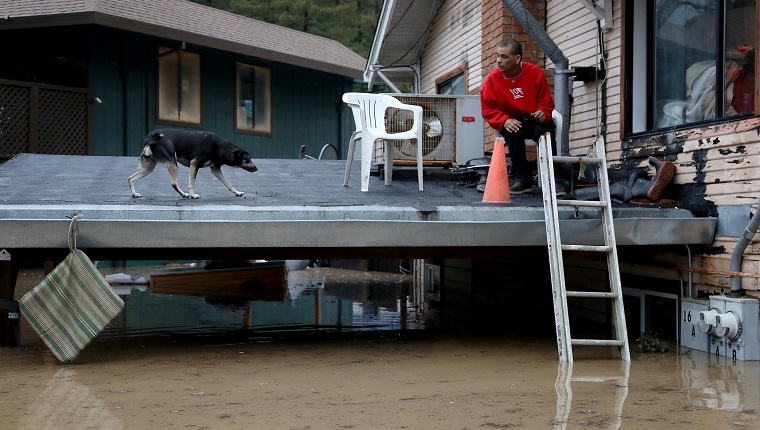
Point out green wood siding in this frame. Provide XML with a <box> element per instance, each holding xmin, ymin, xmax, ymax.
<box><xmin>86</xmin><ymin>29</ymin><xmax>356</xmax><ymax>159</ymax></box>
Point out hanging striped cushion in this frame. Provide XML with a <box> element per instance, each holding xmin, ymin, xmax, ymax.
<box><xmin>19</xmin><ymin>248</ymin><xmax>125</xmax><ymax>363</ymax></box>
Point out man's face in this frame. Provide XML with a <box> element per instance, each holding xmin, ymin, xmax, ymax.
<box><xmin>496</xmin><ymin>46</ymin><xmax>521</xmax><ymax>75</ymax></box>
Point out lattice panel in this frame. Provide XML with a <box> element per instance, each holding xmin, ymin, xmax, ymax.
<box><xmin>38</xmin><ymin>88</ymin><xmax>88</xmax><ymax>155</ymax></box>
<box><xmin>0</xmin><ymin>84</ymin><xmax>31</xmax><ymax>158</ymax></box>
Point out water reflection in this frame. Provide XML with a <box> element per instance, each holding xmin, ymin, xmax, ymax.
<box><xmin>554</xmin><ymin>360</ymin><xmax>630</xmax><ymax>429</ymax></box>
<box><xmin>9</xmin><ymin>266</ymin><xmax>760</xmax><ymax>428</ymax></box>
<box><xmin>678</xmin><ymin>349</ymin><xmax>759</xmax><ymax>415</ymax></box>
<box><xmin>19</xmin><ymin>368</ymin><xmax>123</xmax><ymax>429</ymax></box>
<box><xmin>100</xmin><ymin>267</ymin><xmax>421</xmax><ymax>339</ymax></box>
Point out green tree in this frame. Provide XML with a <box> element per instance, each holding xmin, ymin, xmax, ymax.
<box><xmin>193</xmin><ymin>0</ymin><xmax>382</xmax><ymax>58</ymax></box>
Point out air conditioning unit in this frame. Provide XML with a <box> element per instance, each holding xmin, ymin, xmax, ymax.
<box><xmin>374</xmin><ymin>94</ymin><xmax>484</xmax><ymax>168</ymax></box>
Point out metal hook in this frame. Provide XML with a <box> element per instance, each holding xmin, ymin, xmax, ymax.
<box><xmin>66</xmin><ymin>214</ymin><xmax>83</xmax><ymax>251</ymax></box>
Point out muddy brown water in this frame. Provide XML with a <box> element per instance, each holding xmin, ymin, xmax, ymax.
<box><xmin>1</xmin><ymin>266</ymin><xmax>759</xmax><ymax>429</ymax></box>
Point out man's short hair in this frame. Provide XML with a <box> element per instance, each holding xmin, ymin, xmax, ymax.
<box><xmin>498</xmin><ymin>39</ymin><xmax>522</xmax><ymax>56</ymax></box>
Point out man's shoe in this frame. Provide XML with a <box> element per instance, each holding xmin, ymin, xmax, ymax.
<box><xmin>646</xmin><ymin>157</ymin><xmax>676</xmax><ymax>201</ymax></box>
<box><xmin>509</xmin><ymin>179</ymin><xmax>532</xmax><ymax>194</ymax></box>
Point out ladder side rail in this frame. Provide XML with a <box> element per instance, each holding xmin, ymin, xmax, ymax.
<box><xmin>593</xmin><ymin>137</ymin><xmax>631</xmax><ymax>361</ymax></box>
<box><xmin>539</xmin><ymin>133</ymin><xmax>573</xmax><ymax>363</ymax></box>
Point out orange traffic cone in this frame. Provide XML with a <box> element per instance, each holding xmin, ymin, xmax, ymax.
<box><xmin>482</xmin><ymin>137</ymin><xmax>511</xmax><ymax>203</ymax></box>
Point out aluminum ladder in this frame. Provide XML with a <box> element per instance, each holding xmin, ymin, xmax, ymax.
<box><xmin>537</xmin><ymin>134</ymin><xmax>630</xmax><ymax>363</ymax></box>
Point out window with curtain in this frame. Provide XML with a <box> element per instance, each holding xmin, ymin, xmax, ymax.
<box><xmin>627</xmin><ymin>0</ymin><xmax>756</xmax><ymax>134</ymax></box>
<box><xmin>157</xmin><ymin>47</ymin><xmax>201</xmax><ymax>125</ymax></box>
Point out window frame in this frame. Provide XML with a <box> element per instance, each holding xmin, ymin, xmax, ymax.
<box><xmin>435</xmin><ymin>65</ymin><xmax>468</xmax><ymax>95</ymax></box>
<box><xmin>234</xmin><ymin>62</ymin><xmax>272</xmax><ymax>136</ymax></box>
<box><xmin>156</xmin><ymin>46</ymin><xmax>203</xmax><ymax>127</ymax></box>
<box><xmin>623</xmin><ymin>0</ymin><xmax>758</xmax><ymax>137</ymax></box>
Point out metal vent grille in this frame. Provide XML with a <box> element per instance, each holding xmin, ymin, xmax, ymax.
<box><xmin>380</xmin><ymin>95</ymin><xmax>457</xmax><ymax>167</ymax></box>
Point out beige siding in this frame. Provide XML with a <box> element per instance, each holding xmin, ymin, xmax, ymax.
<box><xmin>544</xmin><ymin>2</ymin><xmax>760</xmax><ymax>298</ymax></box>
<box><xmin>426</xmin><ymin>0</ymin><xmax>760</xmax><ymax>299</ymax></box>
<box><xmin>632</xmin><ymin>119</ymin><xmax>760</xmax><ymax>296</ymax></box>
<box><xmin>546</xmin><ymin>0</ymin><xmax>623</xmax><ymax>160</ymax></box>
<box><xmin>419</xmin><ymin>0</ymin><xmax>482</xmax><ymax>94</ymax></box>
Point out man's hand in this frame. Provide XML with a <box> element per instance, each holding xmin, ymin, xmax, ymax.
<box><xmin>503</xmin><ymin>118</ymin><xmax>522</xmax><ymax>133</ymax></box>
<box><xmin>531</xmin><ymin>110</ymin><xmax>547</xmax><ymax>123</ymax></box>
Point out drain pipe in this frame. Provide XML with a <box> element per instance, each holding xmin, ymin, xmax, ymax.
<box><xmin>502</xmin><ymin>0</ymin><xmax>571</xmax><ymax>155</ymax></box>
<box><xmin>730</xmin><ymin>202</ymin><xmax>760</xmax><ymax>293</ymax></box>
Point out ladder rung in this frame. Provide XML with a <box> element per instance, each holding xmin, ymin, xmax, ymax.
<box><xmin>571</xmin><ymin>339</ymin><xmax>625</xmax><ymax>346</ymax></box>
<box><xmin>552</xmin><ymin>156</ymin><xmax>603</xmax><ymax>165</ymax></box>
<box><xmin>557</xmin><ymin>200</ymin><xmax>607</xmax><ymax>208</ymax></box>
<box><xmin>571</xmin><ymin>376</ymin><xmax>627</xmax><ymax>382</ymax></box>
<box><xmin>561</xmin><ymin>244</ymin><xmax>611</xmax><ymax>252</ymax></box>
<box><xmin>566</xmin><ymin>291</ymin><xmax>618</xmax><ymax>298</ymax></box>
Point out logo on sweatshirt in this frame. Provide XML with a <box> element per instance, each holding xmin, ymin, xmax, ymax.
<box><xmin>510</xmin><ymin>88</ymin><xmax>524</xmax><ymax>99</ymax></box>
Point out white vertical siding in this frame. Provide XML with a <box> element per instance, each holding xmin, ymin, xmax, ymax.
<box><xmin>419</xmin><ymin>0</ymin><xmax>482</xmax><ymax>94</ymax></box>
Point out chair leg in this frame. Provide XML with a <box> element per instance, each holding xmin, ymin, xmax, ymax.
<box><xmin>343</xmin><ymin>132</ymin><xmax>358</xmax><ymax>186</ymax></box>
<box><xmin>416</xmin><ymin>137</ymin><xmax>424</xmax><ymax>191</ymax></box>
<box><xmin>360</xmin><ymin>137</ymin><xmax>374</xmax><ymax>192</ymax></box>
<box><xmin>384</xmin><ymin>140</ymin><xmax>393</xmax><ymax>186</ymax></box>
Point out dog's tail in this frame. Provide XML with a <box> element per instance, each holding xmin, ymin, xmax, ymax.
<box><xmin>141</xmin><ymin>131</ymin><xmax>164</xmax><ymax>158</ymax></box>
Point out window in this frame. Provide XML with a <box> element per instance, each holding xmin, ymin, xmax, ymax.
<box><xmin>157</xmin><ymin>47</ymin><xmax>201</xmax><ymax>125</ymax></box>
<box><xmin>436</xmin><ymin>65</ymin><xmax>467</xmax><ymax>95</ymax></box>
<box><xmin>235</xmin><ymin>63</ymin><xmax>272</xmax><ymax>134</ymax></box>
<box><xmin>627</xmin><ymin>0</ymin><xmax>756</xmax><ymax>134</ymax></box>
<box><xmin>437</xmin><ymin>73</ymin><xmax>465</xmax><ymax>95</ymax></box>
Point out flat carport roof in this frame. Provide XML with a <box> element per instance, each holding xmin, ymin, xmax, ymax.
<box><xmin>0</xmin><ymin>154</ymin><xmax>716</xmax><ymax>261</ymax></box>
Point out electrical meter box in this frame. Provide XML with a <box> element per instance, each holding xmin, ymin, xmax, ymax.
<box><xmin>681</xmin><ymin>298</ymin><xmax>711</xmax><ymax>353</ymax></box>
<box><xmin>710</xmin><ymin>296</ymin><xmax>760</xmax><ymax>361</ymax></box>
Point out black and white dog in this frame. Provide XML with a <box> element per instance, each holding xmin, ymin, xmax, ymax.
<box><xmin>128</xmin><ymin>129</ymin><xmax>258</xmax><ymax>199</ymax></box>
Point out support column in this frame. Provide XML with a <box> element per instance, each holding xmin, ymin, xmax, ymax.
<box><xmin>0</xmin><ymin>249</ymin><xmax>20</xmax><ymax>347</ymax></box>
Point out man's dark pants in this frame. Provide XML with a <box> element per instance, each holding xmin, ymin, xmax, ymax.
<box><xmin>500</xmin><ymin>119</ymin><xmax>557</xmax><ymax>185</ymax></box>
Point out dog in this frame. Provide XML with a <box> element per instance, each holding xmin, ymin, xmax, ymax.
<box><xmin>128</xmin><ymin>129</ymin><xmax>258</xmax><ymax>199</ymax></box>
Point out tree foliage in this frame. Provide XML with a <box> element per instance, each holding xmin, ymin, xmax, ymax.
<box><xmin>190</xmin><ymin>0</ymin><xmax>382</xmax><ymax>58</ymax></box>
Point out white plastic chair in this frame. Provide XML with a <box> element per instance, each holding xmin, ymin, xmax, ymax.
<box><xmin>342</xmin><ymin>92</ymin><xmax>424</xmax><ymax>192</ymax></box>
<box><xmin>524</xmin><ymin>110</ymin><xmax>563</xmax><ymax>178</ymax></box>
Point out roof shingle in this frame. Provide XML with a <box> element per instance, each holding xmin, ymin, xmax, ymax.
<box><xmin>1</xmin><ymin>0</ymin><xmax>367</xmax><ymax>78</ymax></box>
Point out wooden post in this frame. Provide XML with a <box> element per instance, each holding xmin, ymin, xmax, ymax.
<box><xmin>314</xmin><ymin>287</ymin><xmax>322</xmax><ymax>327</ymax></box>
<box><xmin>0</xmin><ymin>250</ymin><xmax>20</xmax><ymax>347</ymax></box>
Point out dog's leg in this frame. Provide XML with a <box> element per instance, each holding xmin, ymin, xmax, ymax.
<box><xmin>211</xmin><ymin>166</ymin><xmax>244</xmax><ymax>196</ymax></box>
<box><xmin>167</xmin><ymin>163</ymin><xmax>191</xmax><ymax>198</ymax></box>
<box><xmin>128</xmin><ymin>158</ymin><xmax>157</xmax><ymax>198</ymax></box>
<box><xmin>187</xmin><ymin>161</ymin><xmax>201</xmax><ymax>199</ymax></box>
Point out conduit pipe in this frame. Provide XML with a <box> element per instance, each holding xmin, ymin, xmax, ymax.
<box><xmin>502</xmin><ymin>0</ymin><xmax>571</xmax><ymax>155</ymax></box>
<box><xmin>730</xmin><ymin>201</ymin><xmax>760</xmax><ymax>293</ymax></box>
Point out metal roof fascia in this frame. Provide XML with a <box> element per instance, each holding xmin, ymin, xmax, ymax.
<box><xmin>364</xmin><ymin>0</ymin><xmax>397</xmax><ymax>86</ymax></box>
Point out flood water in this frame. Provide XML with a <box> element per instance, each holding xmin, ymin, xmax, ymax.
<box><xmin>1</xmin><ymin>264</ymin><xmax>760</xmax><ymax>429</ymax></box>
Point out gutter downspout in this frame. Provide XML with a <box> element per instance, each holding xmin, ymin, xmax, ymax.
<box><xmin>502</xmin><ymin>0</ymin><xmax>571</xmax><ymax>155</ymax></box>
<box><xmin>730</xmin><ymin>202</ymin><xmax>760</xmax><ymax>293</ymax></box>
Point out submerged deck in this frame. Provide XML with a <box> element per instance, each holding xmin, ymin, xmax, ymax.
<box><xmin>0</xmin><ymin>153</ymin><xmax>716</xmax><ymax>261</ymax></box>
